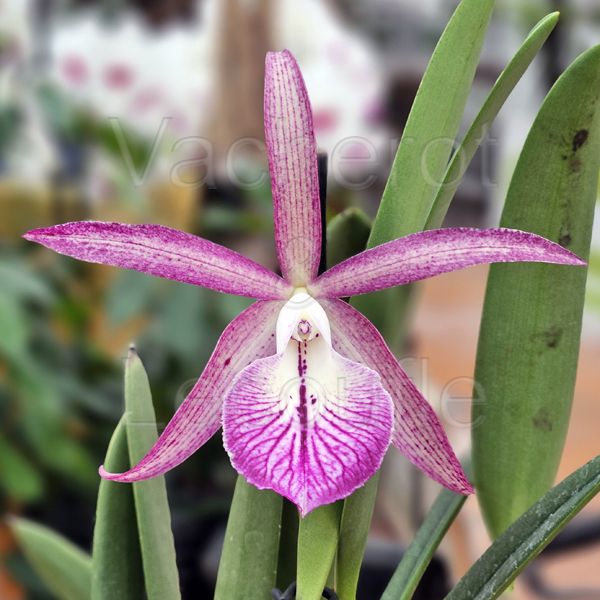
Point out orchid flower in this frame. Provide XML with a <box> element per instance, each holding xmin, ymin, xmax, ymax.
<box><xmin>24</xmin><ymin>50</ymin><xmax>585</xmax><ymax>516</ymax></box>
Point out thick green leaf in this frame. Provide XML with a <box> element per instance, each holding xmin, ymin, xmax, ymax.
<box><xmin>124</xmin><ymin>348</ymin><xmax>180</xmax><ymax>599</ymax></box>
<box><xmin>336</xmin><ymin>474</ymin><xmax>379</xmax><ymax>599</ymax></box>
<box><xmin>338</xmin><ymin>0</ymin><xmax>496</xmax><ymax>592</ymax></box>
<box><xmin>473</xmin><ymin>45</ymin><xmax>600</xmax><ymax>537</ymax></box>
<box><xmin>381</xmin><ymin>488</ymin><xmax>467</xmax><ymax>600</ymax></box>
<box><xmin>369</xmin><ymin>11</ymin><xmax>559</xmax><ymax>359</ymax></box>
<box><xmin>426</xmin><ymin>11</ymin><xmax>559</xmax><ymax>229</ymax></box>
<box><xmin>370</xmin><ymin>0</ymin><xmax>495</xmax><ymax>246</ymax></box>
<box><xmin>11</xmin><ymin>518</ymin><xmax>92</xmax><ymax>600</ymax></box>
<box><xmin>378</xmin><ymin>13</ymin><xmax>560</xmax><ymax>343</ymax></box>
<box><xmin>447</xmin><ymin>454</ymin><xmax>600</xmax><ymax>599</ymax></box>
<box><xmin>91</xmin><ymin>420</ymin><xmax>144</xmax><ymax>600</ymax></box>
<box><xmin>297</xmin><ymin>501</ymin><xmax>344</xmax><ymax>600</ymax></box>
<box><xmin>353</xmin><ymin>0</ymin><xmax>495</xmax><ymax>341</ymax></box>
<box><xmin>326</xmin><ymin>207</ymin><xmax>372</xmax><ymax>269</ymax></box>
<box><xmin>214</xmin><ymin>476</ymin><xmax>282</xmax><ymax>600</ymax></box>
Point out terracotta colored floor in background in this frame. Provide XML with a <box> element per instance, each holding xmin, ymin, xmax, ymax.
<box><xmin>413</xmin><ymin>265</ymin><xmax>600</xmax><ymax>599</ymax></box>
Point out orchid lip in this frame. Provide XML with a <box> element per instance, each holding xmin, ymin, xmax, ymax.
<box><xmin>223</xmin><ymin>301</ymin><xmax>394</xmax><ymax>516</ymax></box>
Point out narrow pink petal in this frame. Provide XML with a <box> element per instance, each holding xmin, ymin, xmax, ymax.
<box><xmin>311</xmin><ymin>228</ymin><xmax>586</xmax><ymax>299</ymax></box>
<box><xmin>265</xmin><ymin>50</ymin><xmax>321</xmax><ymax>287</ymax></box>
<box><xmin>99</xmin><ymin>300</ymin><xmax>282</xmax><ymax>482</ymax></box>
<box><xmin>222</xmin><ymin>335</ymin><xmax>393</xmax><ymax>516</ymax></box>
<box><xmin>322</xmin><ymin>299</ymin><xmax>473</xmax><ymax>495</ymax></box>
<box><xmin>24</xmin><ymin>221</ymin><xmax>291</xmax><ymax>300</ymax></box>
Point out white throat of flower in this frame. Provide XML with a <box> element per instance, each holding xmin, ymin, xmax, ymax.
<box><xmin>275</xmin><ymin>291</ymin><xmax>331</xmax><ymax>354</ymax></box>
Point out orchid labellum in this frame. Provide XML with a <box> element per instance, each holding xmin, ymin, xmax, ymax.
<box><xmin>24</xmin><ymin>50</ymin><xmax>585</xmax><ymax>516</ymax></box>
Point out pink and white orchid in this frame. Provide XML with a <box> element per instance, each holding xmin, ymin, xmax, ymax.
<box><xmin>24</xmin><ymin>50</ymin><xmax>585</xmax><ymax>516</ymax></box>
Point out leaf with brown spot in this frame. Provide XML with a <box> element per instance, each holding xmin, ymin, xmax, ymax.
<box><xmin>473</xmin><ymin>45</ymin><xmax>600</xmax><ymax>538</ymax></box>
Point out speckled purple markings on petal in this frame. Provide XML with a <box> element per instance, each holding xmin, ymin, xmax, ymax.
<box><xmin>99</xmin><ymin>300</ymin><xmax>282</xmax><ymax>482</ymax></box>
<box><xmin>323</xmin><ymin>299</ymin><xmax>473</xmax><ymax>495</ymax></box>
<box><xmin>311</xmin><ymin>228</ymin><xmax>586</xmax><ymax>299</ymax></box>
<box><xmin>264</xmin><ymin>50</ymin><xmax>321</xmax><ymax>287</ymax></box>
<box><xmin>24</xmin><ymin>221</ymin><xmax>291</xmax><ymax>300</ymax></box>
<box><xmin>222</xmin><ymin>336</ymin><xmax>393</xmax><ymax>516</ymax></box>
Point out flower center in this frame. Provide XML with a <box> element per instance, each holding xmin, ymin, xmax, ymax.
<box><xmin>275</xmin><ymin>291</ymin><xmax>331</xmax><ymax>354</ymax></box>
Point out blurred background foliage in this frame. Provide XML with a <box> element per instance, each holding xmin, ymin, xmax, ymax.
<box><xmin>0</xmin><ymin>0</ymin><xmax>599</xmax><ymax>598</ymax></box>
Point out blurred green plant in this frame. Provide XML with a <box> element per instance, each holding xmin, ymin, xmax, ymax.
<box><xmin>11</xmin><ymin>518</ymin><xmax>92</xmax><ymax>600</ymax></box>
<box><xmin>36</xmin><ymin>84</ymin><xmax>152</xmax><ymax>175</ymax></box>
<box><xmin>0</xmin><ymin>256</ymin><xmax>98</xmax><ymax>502</ymax></box>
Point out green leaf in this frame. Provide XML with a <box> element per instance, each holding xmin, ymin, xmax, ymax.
<box><xmin>381</xmin><ymin>487</ymin><xmax>467</xmax><ymax>600</ymax></box>
<box><xmin>124</xmin><ymin>348</ymin><xmax>181</xmax><ymax>599</ymax></box>
<box><xmin>214</xmin><ymin>476</ymin><xmax>282</xmax><ymax>600</ymax></box>
<box><xmin>338</xmin><ymin>0</ymin><xmax>497</xmax><ymax>591</ymax></box>
<box><xmin>426</xmin><ymin>11</ymin><xmax>560</xmax><ymax>229</ymax></box>
<box><xmin>0</xmin><ymin>436</ymin><xmax>44</xmax><ymax>502</ymax></box>
<box><xmin>374</xmin><ymin>12</ymin><xmax>560</xmax><ymax>348</ymax></box>
<box><xmin>472</xmin><ymin>45</ymin><xmax>600</xmax><ymax>537</ymax></box>
<box><xmin>91</xmin><ymin>419</ymin><xmax>144</xmax><ymax>600</ymax></box>
<box><xmin>11</xmin><ymin>518</ymin><xmax>92</xmax><ymax>600</ymax></box>
<box><xmin>446</xmin><ymin>454</ymin><xmax>600</xmax><ymax>599</ymax></box>
<box><xmin>370</xmin><ymin>0</ymin><xmax>495</xmax><ymax>245</ymax></box>
<box><xmin>336</xmin><ymin>474</ymin><xmax>379</xmax><ymax>599</ymax></box>
<box><xmin>326</xmin><ymin>207</ymin><xmax>372</xmax><ymax>269</ymax></box>
<box><xmin>353</xmin><ymin>0</ymin><xmax>495</xmax><ymax>342</ymax></box>
<box><xmin>297</xmin><ymin>501</ymin><xmax>344</xmax><ymax>600</ymax></box>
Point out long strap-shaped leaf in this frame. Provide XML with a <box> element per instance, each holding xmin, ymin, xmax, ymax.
<box><xmin>473</xmin><ymin>45</ymin><xmax>600</xmax><ymax>537</ymax></box>
<box><xmin>380</xmin><ymin>487</ymin><xmax>467</xmax><ymax>600</ymax></box>
<box><xmin>446</xmin><ymin>454</ymin><xmax>600</xmax><ymax>599</ymax></box>
<box><xmin>381</xmin><ymin>11</ymin><xmax>561</xmax><ymax>344</ymax></box>
<box><xmin>354</xmin><ymin>0</ymin><xmax>495</xmax><ymax>336</ymax></box>
<box><xmin>91</xmin><ymin>419</ymin><xmax>144</xmax><ymax>599</ymax></box>
<box><xmin>337</xmin><ymin>0</ymin><xmax>496</xmax><ymax>595</ymax></box>
<box><xmin>296</xmin><ymin>501</ymin><xmax>344</xmax><ymax>600</ymax></box>
<box><xmin>125</xmin><ymin>349</ymin><xmax>180</xmax><ymax>599</ymax></box>
<box><xmin>11</xmin><ymin>518</ymin><xmax>92</xmax><ymax>600</ymax></box>
<box><xmin>326</xmin><ymin>208</ymin><xmax>372</xmax><ymax>271</ymax></box>
<box><xmin>336</xmin><ymin>474</ymin><xmax>380</xmax><ymax>599</ymax></box>
<box><xmin>425</xmin><ymin>11</ymin><xmax>559</xmax><ymax>229</ymax></box>
<box><xmin>370</xmin><ymin>0</ymin><xmax>495</xmax><ymax>244</ymax></box>
<box><xmin>214</xmin><ymin>476</ymin><xmax>282</xmax><ymax>599</ymax></box>
<box><xmin>352</xmin><ymin>24</ymin><xmax>564</xmax><ymax>595</ymax></box>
